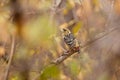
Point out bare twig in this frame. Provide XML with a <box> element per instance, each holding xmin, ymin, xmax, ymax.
<box><xmin>52</xmin><ymin>25</ymin><xmax>120</xmax><ymax>65</ymax></box>
<box><xmin>51</xmin><ymin>50</ymin><xmax>78</xmax><ymax>65</ymax></box>
<box><xmin>4</xmin><ymin>35</ymin><xmax>15</xmax><ymax>80</ymax></box>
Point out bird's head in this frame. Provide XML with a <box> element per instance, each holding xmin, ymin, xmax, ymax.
<box><xmin>61</xmin><ymin>28</ymin><xmax>71</xmax><ymax>36</ymax></box>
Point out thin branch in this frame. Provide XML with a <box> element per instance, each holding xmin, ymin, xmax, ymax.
<box><xmin>4</xmin><ymin>35</ymin><xmax>15</xmax><ymax>80</ymax></box>
<box><xmin>81</xmin><ymin>26</ymin><xmax>119</xmax><ymax>48</ymax></box>
<box><xmin>51</xmin><ymin>50</ymin><xmax>78</xmax><ymax>65</ymax></box>
<box><xmin>52</xmin><ymin>26</ymin><xmax>120</xmax><ymax>65</ymax></box>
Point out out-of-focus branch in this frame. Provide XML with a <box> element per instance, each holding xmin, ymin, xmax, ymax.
<box><xmin>4</xmin><ymin>35</ymin><xmax>15</xmax><ymax>80</ymax></box>
<box><xmin>115</xmin><ymin>67</ymin><xmax>120</xmax><ymax>80</ymax></box>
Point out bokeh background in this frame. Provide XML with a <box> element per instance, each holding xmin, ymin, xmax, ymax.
<box><xmin>0</xmin><ymin>0</ymin><xmax>120</xmax><ymax>80</ymax></box>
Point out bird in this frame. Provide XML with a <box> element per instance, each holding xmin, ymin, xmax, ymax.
<box><xmin>61</xmin><ymin>28</ymin><xmax>81</xmax><ymax>53</ymax></box>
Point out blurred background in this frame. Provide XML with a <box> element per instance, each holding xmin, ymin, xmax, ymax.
<box><xmin>0</xmin><ymin>0</ymin><xmax>120</xmax><ymax>80</ymax></box>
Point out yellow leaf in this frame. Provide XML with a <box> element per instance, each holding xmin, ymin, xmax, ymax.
<box><xmin>72</xmin><ymin>21</ymin><xmax>83</xmax><ymax>35</ymax></box>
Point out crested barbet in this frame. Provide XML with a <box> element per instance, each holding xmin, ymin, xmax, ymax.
<box><xmin>61</xmin><ymin>28</ymin><xmax>80</xmax><ymax>53</ymax></box>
